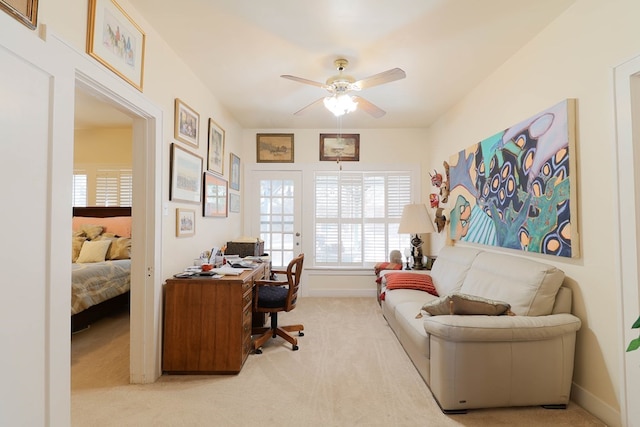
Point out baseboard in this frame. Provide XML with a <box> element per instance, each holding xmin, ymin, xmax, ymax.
<box><xmin>571</xmin><ymin>382</ymin><xmax>621</xmax><ymax>427</ymax></box>
<box><xmin>306</xmin><ymin>289</ymin><xmax>377</xmax><ymax>298</ymax></box>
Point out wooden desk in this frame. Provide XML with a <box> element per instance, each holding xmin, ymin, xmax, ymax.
<box><xmin>162</xmin><ymin>264</ymin><xmax>266</xmax><ymax>374</ymax></box>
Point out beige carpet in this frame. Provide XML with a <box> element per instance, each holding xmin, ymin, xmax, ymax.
<box><xmin>71</xmin><ymin>298</ymin><xmax>605</xmax><ymax>426</ymax></box>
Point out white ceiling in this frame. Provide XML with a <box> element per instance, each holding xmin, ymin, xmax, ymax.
<box><xmin>76</xmin><ymin>0</ymin><xmax>576</xmax><ymax>130</ymax></box>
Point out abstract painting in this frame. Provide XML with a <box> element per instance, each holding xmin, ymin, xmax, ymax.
<box><xmin>448</xmin><ymin>99</ymin><xmax>579</xmax><ymax>258</ymax></box>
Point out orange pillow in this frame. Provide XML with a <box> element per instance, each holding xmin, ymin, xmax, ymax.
<box><xmin>385</xmin><ymin>273</ymin><xmax>438</xmax><ymax>296</ymax></box>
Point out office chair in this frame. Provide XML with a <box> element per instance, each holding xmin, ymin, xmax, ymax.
<box><xmin>252</xmin><ymin>253</ymin><xmax>304</xmax><ymax>354</ymax></box>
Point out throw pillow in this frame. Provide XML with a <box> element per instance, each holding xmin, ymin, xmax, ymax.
<box><xmin>95</xmin><ymin>234</ymin><xmax>132</xmax><ymax>260</ymax></box>
<box><xmin>385</xmin><ymin>273</ymin><xmax>438</xmax><ymax>296</ymax></box>
<box><xmin>422</xmin><ymin>292</ymin><xmax>512</xmax><ymax>316</ymax></box>
<box><xmin>80</xmin><ymin>224</ymin><xmax>104</xmax><ymax>240</ymax></box>
<box><xmin>72</xmin><ymin>235</ymin><xmax>87</xmax><ymax>263</ymax></box>
<box><xmin>374</xmin><ymin>262</ymin><xmax>403</xmax><ymax>278</ymax></box>
<box><xmin>75</xmin><ymin>240</ymin><xmax>112</xmax><ymax>263</ymax></box>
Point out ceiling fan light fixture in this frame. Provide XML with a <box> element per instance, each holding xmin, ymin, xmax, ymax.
<box><xmin>323</xmin><ymin>94</ymin><xmax>358</xmax><ymax>117</ymax></box>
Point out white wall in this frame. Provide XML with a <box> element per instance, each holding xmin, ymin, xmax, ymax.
<box><xmin>424</xmin><ymin>1</ymin><xmax>640</xmax><ymax>425</ymax></box>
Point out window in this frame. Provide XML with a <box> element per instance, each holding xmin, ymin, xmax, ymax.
<box><xmin>314</xmin><ymin>171</ymin><xmax>412</xmax><ymax>268</ymax></box>
<box><xmin>72</xmin><ymin>167</ymin><xmax>132</xmax><ymax>207</ymax></box>
<box><xmin>72</xmin><ymin>171</ymin><xmax>87</xmax><ymax>207</ymax></box>
<box><xmin>96</xmin><ymin>169</ymin><xmax>132</xmax><ymax>206</ymax></box>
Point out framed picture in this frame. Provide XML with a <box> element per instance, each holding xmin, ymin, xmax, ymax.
<box><xmin>170</xmin><ymin>143</ymin><xmax>203</xmax><ymax>203</ymax></box>
<box><xmin>207</xmin><ymin>118</ymin><xmax>225</xmax><ymax>174</ymax></box>
<box><xmin>87</xmin><ymin>0</ymin><xmax>146</xmax><ymax>91</ymax></box>
<box><xmin>319</xmin><ymin>133</ymin><xmax>360</xmax><ymax>161</ymax></box>
<box><xmin>174</xmin><ymin>98</ymin><xmax>199</xmax><ymax>147</ymax></box>
<box><xmin>176</xmin><ymin>208</ymin><xmax>195</xmax><ymax>237</ymax></box>
<box><xmin>229</xmin><ymin>193</ymin><xmax>241</xmax><ymax>213</ymax></box>
<box><xmin>230</xmin><ymin>153</ymin><xmax>240</xmax><ymax>191</ymax></box>
<box><xmin>256</xmin><ymin>133</ymin><xmax>294</xmax><ymax>163</ymax></box>
<box><xmin>203</xmin><ymin>171</ymin><xmax>228</xmax><ymax>218</ymax></box>
<box><xmin>0</xmin><ymin>0</ymin><xmax>38</xmax><ymax>29</ymax></box>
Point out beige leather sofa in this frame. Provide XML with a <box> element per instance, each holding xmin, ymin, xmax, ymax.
<box><xmin>380</xmin><ymin>245</ymin><xmax>582</xmax><ymax>413</ymax></box>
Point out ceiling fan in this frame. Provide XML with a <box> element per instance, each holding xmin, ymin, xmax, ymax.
<box><xmin>281</xmin><ymin>58</ymin><xmax>406</xmax><ymax>118</ymax></box>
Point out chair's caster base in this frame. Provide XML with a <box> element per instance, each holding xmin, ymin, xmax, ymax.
<box><xmin>255</xmin><ymin>348</ymin><xmax>263</xmax><ymax>354</ymax></box>
<box><xmin>299</xmin><ymin>331</ymin><xmax>304</xmax><ymax>337</ymax></box>
<box><xmin>292</xmin><ymin>345</ymin><xmax>299</xmax><ymax>351</ymax></box>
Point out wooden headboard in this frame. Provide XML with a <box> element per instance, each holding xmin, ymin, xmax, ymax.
<box><xmin>73</xmin><ymin>206</ymin><xmax>131</xmax><ymax>218</ymax></box>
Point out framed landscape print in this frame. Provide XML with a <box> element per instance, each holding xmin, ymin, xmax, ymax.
<box><xmin>174</xmin><ymin>98</ymin><xmax>199</xmax><ymax>147</ymax></box>
<box><xmin>87</xmin><ymin>0</ymin><xmax>145</xmax><ymax>91</ymax></box>
<box><xmin>230</xmin><ymin>153</ymin><xmax>240</xmax><ymax>191</ymax></box>
<box><xmin>207</xmin><ymin>118</ymin><xmax>225</xmax><ymax>175</ymax></box>
<box><xmin>256</xmin><ymin>133</ymin><xmax>294</xmax><ymax>163</ymax></box>
<box><xmin>203</xmin><ymin>171</ymin><xmax>228</xmax><ymax>218</ymax></box>
<box><xmin>0</xmin><ymin>0</ymin><xmax>38</xmax><ymax>29</ymax></box>
<box><xmin>229</xmin><ymin>193</ymin><xmax>240</xmax><ymax>213</ymax></box>
<box><xmin>176</xmin><ymin>208</ymin><xmax>195</xmax><ymax>237</ymax></box>
<box><xmin>170</xmin><ymin>143</ymin><xmax>203</xmax><ymax>203</ymax></box>
<box><xmin>319</xmin><ymin>133</ymin><xmax>360</xmax><ymax>161</ymax></box>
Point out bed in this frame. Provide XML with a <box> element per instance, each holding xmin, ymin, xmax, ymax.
<box><xmin>71</xmin><ymin>206</ymin><xmax>132</xmax><ymax>332</ymax></box>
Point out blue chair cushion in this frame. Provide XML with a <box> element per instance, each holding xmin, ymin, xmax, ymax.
<box><xmin>257</xmin><ymin>285</ymin><xmax>289</xmax><ymax>308</ymax></box>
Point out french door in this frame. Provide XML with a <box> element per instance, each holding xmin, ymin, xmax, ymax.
<box><xmin>248</xmin><ymin>171</ymin><xmax>302</xmax><ymax>269</ymax></box>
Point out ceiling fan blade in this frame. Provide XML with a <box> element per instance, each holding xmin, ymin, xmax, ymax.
<box><xmin>281</xmin><ymin>74</ymin><xmax>327</xmax><ymax>89</ymax></box>
<box><xmin>352</xmin><ymin>96</ymin><xmax>386</xmax><ymax>118</ymax></box>
<box><xmin>293</xmin><ymin>97</ymin><xmax>325</xmax><ymax>116</ymax></box>
<box><xmin>353</xmin><ymin>68</ymin><xmax>406</xmax><ymax>90</ymax></box>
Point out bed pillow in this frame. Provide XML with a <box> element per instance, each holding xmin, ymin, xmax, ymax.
<box><xmin>75</xmin><ymin>240</ymin><xmax>112</xmax><ymax>263</ymax></box>
<box><xmin>385</xmin><ymin>273</ymin><xmax>438</xmax><ymax>296</ymax></box>
<box><xmin>79</xmin><ymin>224</ymin><xmax>104</xmax><ymax>240</ymax></box>
<box><xmin>96</xmin><ymin>234</ymin><xmax>132</xmax><ymax>260</ymax></box>
<box><xmin>422</xmin><ymin>292</ymin><xmax>512</xmax><ymax>316</ymax></box>
<box><xmin>72</xmin><ymin>234</ymin><xmax>87</xmax><ymax>263</ymax></box>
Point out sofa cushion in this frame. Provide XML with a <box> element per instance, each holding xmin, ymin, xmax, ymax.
<box><xmin>385</xmin><ymin>273</ymin><xmax>438</xmax><ymax>296</ymax></box>
<box><xmin>422</xmin><ymin>293</ymin><xmax>512</xmax><ymax>316</ymax></box>
<box><xmin>383</xmin><ymin>288</ymin><xmax>437</xmax><ymax>314</ymax></box>
<box><xmin>459</xmin><ymin>251</ymin><xmax>565</xmax><ymax>316</ymax></box>
<box><xmin>429</xmin><ymin>246</ymin><xmax>481</xmax><ymax>296</ymax></box>
<box><xmin>394</xmin><ymin>301</ymin><xmax>430</xmax><ymax>359</ymax></box>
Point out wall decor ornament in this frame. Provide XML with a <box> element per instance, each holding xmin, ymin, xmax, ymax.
<box><xmin>0</xmin><ymin>0</ymin><xmax>37</xmax><ymax>29</ymax></box>
<box><xmin>229</xmin><ymin>153</ymin><xmax>240</xmax><ymax>191</ymax></box>
<box><xmin>87</xmin><ymin>0</ymin><xmax>146</xmax><ymax>91</ymax></box>
<box><xmin>207</xmin><ymin>118</ymin><xmax>225</xmax><ymax>175</ymax></box>
<box><xmin>174</xmin><ymin>98</ymin><xmax>199</xmax><ymax>147</ymax></box>
<box><xmin>203</xmin><ymin>171</ymin><xmax>228</xmax><ymax>218</ymax></box>
<box><xmin>170</xmin><ymin>143</ymin><xmax>203</xmax><ymax>203</ymax></box>
<box><xmin>319</xmin><ymin>133</ymin><xmax>360</xmax><ymax>161</ymax></box>
<box><xmin>448</xmin><ymin>99</ymin><xmax>579</xmax><ymax>258</ymax></box>
<box><xmin>176</xmin><ymin>208</ymin><xmax>195</xmax><ymax>237</ymax></box>
<box><xmin>256</xmin><ymin>133</ymin><xmax>294</xmax><ymax>163</ymax></box>
<box><xmin>229</xmin><ymin>192</ymin><xmax>240</xmax><ymax>213</ymax></box>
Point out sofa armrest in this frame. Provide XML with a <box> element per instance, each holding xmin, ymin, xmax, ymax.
<box><xmin>423</xmin><ymin>313</ymin><xmax>581</xmax><ymax>342</ymax></box>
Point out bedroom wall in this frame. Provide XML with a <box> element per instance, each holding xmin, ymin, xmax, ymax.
<box><xmin>423</xmin><ymin>0</ymin><xmax>640</xmax><ymax>425</ymax></box>
<box><xmin>74</xmin><ymin>128</ymin><xmax>132</xmax><ymax>164</ymax></box>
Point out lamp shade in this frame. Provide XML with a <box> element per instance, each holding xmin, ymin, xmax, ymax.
<box><xmin>398</xmin><ymin>203</ymin><xmax>435</xmax><ymax>234</ymax></box>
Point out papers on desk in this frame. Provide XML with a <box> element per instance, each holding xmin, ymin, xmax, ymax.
<box><xmin>210</xmin><ymin>265</ymin><xmax>246</xmax><ymax>275</ymax></box>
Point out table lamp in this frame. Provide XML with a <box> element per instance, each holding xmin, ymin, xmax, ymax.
<box><xmin>398</xmin><ymin>203</ymin><xmax>435</xmax><ymax>270</ymax></box>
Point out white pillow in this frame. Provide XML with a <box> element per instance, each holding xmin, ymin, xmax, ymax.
<box><xmin>75</xmin><ymin>240</ymin><xmax>112</xmax><ymax>263</ymax></box>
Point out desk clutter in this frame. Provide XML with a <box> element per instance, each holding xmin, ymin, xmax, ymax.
<box><xmin>178</xmin><ymin>252</ymin><xmax>270</xmax><ymax>279</ymax></box>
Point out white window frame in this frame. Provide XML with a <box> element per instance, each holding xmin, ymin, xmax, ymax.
<box><xmin>313</xmin><ymin>169</ymin><xmax>416</xmax><ymax>269</ymax></box>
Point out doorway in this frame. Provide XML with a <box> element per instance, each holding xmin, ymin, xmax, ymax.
<box><xmin>71</xmin><ymin>87</ymin><xmax>133</xmax><ymax>388</ymax></box>
<box><xmin>248</xmin><ymin>171</ymin><xmax>303</xmax><ymax>269</ymax></box>
<box><xmin>613</xmin><ymin>54</ymin><xmax>640</xmax><ymax>426</ymax></box>
<box><xmin>73</xmin><ymin>73</ymin><xmax>163</xmax><ymax>385</ymax></box>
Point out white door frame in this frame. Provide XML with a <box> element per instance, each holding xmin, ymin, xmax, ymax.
<box><xmin>74</xmin><ymin>71</ymin><xmax>164</xmax><ymax>384</ymax></box>
<box><xmin>246</xmin><ymin>169</ymin><xmax>303</xmax><ymax>270</ymax></box>
<box><xmin>613</xmin><ymin>54</ymin><xmax>640</xmax><ymax>427</ymax></box>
